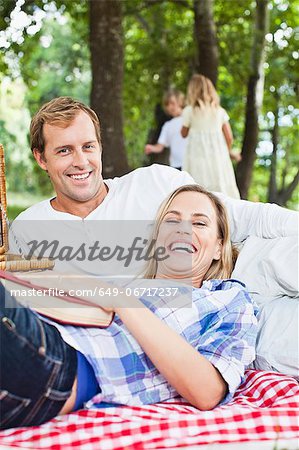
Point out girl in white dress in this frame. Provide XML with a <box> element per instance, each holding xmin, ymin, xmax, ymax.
<box><xmin>181</xmin><ymin>74</ymin><xmax>240</xmax><ymax>198</ymax></box>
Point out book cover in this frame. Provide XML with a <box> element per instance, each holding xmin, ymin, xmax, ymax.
<box><xmin>0</xmin><ymin>270</ymin><xmax>114</xmax><ymax>328</ymax></box>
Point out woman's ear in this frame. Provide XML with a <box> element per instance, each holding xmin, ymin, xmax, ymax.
<box><xmin>33</xmin><ymin>149</ymin><xmax>47</xmax><ymax>171</ymax></box>
<box><xmin>213</xmin><ymin>239</ymin><xmax>222</xmax><ymax>261</ymax></box>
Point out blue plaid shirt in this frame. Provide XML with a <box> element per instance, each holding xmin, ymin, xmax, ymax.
<box><xmin>45</xmin><ymin>279</ymin><xmax>258</xmax><ymax>406</ymax></box>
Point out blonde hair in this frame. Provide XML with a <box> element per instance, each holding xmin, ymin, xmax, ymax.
<box><xmin>30</xmin><ymin>97</ymin><xmax>101</xmax><ymax>155</ymax></box>
<box><xmin>144</xmin><ymin>185</ymin><xmax>237</xmax><ymax>281</ymax></box>
<box><xmin>187</xmin><ymin>74</ymin><xmax>220</xmax><ymax>108</ymax></box>
<box><xmin>163</xmin><ymin>89</ymin><xmax>185</xmax><ymax>110</ymax></box>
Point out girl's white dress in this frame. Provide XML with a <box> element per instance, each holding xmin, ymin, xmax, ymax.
<box><xmin>182</xmin><ymin>105</ymin><xmax>240</xmax><ymax>198</ymax></box>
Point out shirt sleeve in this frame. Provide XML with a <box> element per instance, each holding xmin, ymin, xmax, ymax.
<box><xmin>215</xmin><ymin>194</ymin><xmax>299</xmax><ymax>242</ymax></box>
<box><xmin>221</xmin><ymin>107</ymin><xmax>230</xmax><ymax>124</ymax></box>
<box><xmin>181</xmin><ymin>106</ymin><xmax>192</xmax><ymax>128</ymax></box>
<box><xmin>157</xmin><ymin>122</ymin><xmax>170</xmax><ymax>147</ymax></box>
<box><xmin>196</xmin><ymin>286</ymin><xmax>258</xmax><ymax>404</ymax></box>
<box><xmin>169</xmin><ymin>167</ymin><xmax>195</xmax><ymax>190</ymax></box>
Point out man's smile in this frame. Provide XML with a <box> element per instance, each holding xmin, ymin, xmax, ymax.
<box><xmin>66</xmin><ymin>171</ymin><xmax>92</xmax><ymax>181</ymax></box>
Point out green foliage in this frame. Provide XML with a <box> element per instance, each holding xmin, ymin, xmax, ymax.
<box><xmin>123</xmin><ymin>1</ymin><xmax>195</xmax><ymax>167</ymax></box>
<box><xmin>0</xmin><ymin>0</ymin><xmax>298</xmax><ymax>208</ymax></box>
<box><xmin>19</xmin><ymin>15</ymin><xmax>91</xmax><ymax>114</ymax></box>
<box><xmin>7</xmin><ymin>204</ymin><xmax>25</xmax><ymax>220</ymax></box>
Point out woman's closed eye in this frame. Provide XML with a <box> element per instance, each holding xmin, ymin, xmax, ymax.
<box><xmin>165</xmin><ymin>219</ymin><xmax>180</xmax><ymax>224</ymax></box>
<box><xmin>193</xmin><ymin>221</ymin><xmax>207</xmax><ymax>227</ymax></box>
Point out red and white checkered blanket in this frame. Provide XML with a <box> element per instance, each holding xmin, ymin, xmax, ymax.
<box><xmin>0</xmin><ymin>370</ymin><xmax>298</xmax><ymax>449</ymax></box>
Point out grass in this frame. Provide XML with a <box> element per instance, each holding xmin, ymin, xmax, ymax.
<box><xmin>7</xmin><ymin>205</ymin><xmax>25</xmax><ymax>220</ymax></box>
<box><xmin>6</xmin><ymin>191</ymin><xmax>51</xmax><ymax>220</ymax></box>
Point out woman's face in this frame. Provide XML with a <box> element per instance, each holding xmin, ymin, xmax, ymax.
<box><xmin>156</xmin><ymin>191</ymin><xmax>222</xmax><ymax>286</ymax></box>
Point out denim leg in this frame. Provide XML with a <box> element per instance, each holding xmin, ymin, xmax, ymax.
<box><xmin>0</xmin><ymin>282</ymin><xmax>77</xmax><ymax>429</ymax></box>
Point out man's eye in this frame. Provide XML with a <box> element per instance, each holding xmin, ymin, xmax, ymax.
<box><xmin>57</xmin><ymin>148</ymin><xmax>70</xmax><ymax>154</ymax></box>
<box><xmin>84</xmin><ymin>144</ymin><xmax>95</xmax><ymax>150</ymax></box>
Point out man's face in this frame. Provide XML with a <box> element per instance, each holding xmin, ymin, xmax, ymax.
<box><xmin>34</xmin><ymin>111</ymin><xmax>103</xmax><ymax>206</ymax></box>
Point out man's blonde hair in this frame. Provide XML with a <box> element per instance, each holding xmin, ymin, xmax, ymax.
<box><xmin>30</xmin><ymin>97</ymin><xmax>101</xmax><ymax>155</ymax></box>
<box><xmin>187</xmin><ymin>74</ymin><xmax>220</xmax><ymax>108</ymax></box>
<box><xmin>144</xmin><ymin>184</ymin><xmax>237</xmax><ymax>281</ymax></box>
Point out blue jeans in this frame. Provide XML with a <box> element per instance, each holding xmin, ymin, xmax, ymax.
<box><xmin>0</xmin><ymin>282</ymin><xmax>77</xmax><ymax>429</ymax></box>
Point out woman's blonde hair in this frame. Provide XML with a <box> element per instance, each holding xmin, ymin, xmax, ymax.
<box><xmin>187</xmin><ymin>74</ymin><xmax>220</xmax><ymax>108</ymax></box>
<box><xmin>144</xmin><ymin>185</ymin><xmax>237</xmax><ymax>281</ymax></box>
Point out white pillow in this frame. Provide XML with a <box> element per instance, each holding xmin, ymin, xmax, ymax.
<box><xmin>253</xmin><ymin>297</ymin><xmax>298</xmax><ymax>378</ymax></box>
<box><xmin>232</xmin><ymin>235</ymin><xmax>298</xmax><ymax>301</ymax></box>
<box><xmin>232</xmin><ymin>235</ymin><xmax>299</xmax><ymax>378</ymax></box>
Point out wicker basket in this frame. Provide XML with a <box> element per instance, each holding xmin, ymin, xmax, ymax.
<box><xmin>0</xmin><ymin>254</ymin><xmax>54</xmax><ymax>272</ymax></box>
<box><xmin>0</xmin><ymin>144</ymin><xmax>8</xmax><ymax>252</ymax></box>
<box><xmin>0</xmin><ymin>144</ymin><xmax>54</xmax><ymax>272</ymax></box>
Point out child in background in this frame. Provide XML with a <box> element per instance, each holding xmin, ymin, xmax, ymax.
<box><xmin>145</xmin><ymin>89</ymin><xmax>188</xmax><ymax>170</ymax></box>
<box><xmin>181</xmin><ymin>74</ymin><xmax>241</xmax><ymax>198</ymax></box>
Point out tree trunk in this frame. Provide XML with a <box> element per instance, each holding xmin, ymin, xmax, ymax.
<box><xmin>267</xmin><ymin>95</ymin><xmax>299</xmax><ymax>206</ymax></box>
<box><xmin>267</xmin><ymin>102</ymin><xmax>278</xmax><ymax>203</ymax></box>
<box><xmin>193</xmin><ymin>0</ymin><xmax>218</xmax><ymax>86</ymax></box>
<box><xmin>89</xmin><ymin>0</ymin><xmax>129</xmax><ymax>178</ymax></box>
<box><xmin>236</xmin><ymin>0</ymin><xmax>269</xmax><ymax>199</ymax></box>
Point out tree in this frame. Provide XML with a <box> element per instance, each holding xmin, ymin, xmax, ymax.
<box><xmin>193</xmin><ymin>0</ymin><xmax>219</xmax><ymax>86</ymax></box>
<box><xmin>267</xmin><ymin>93</ymin><xmax>299</xmax><ymax>206</ymax></box>
<box><xmin>90</xmin><ymin>0</ymin><xmax>129</xmax><ymax>177</ymax></box>
<box><xmin>1</xmin><ymin>0</ymin><xmax>298</xmax><ymax>207</ymax></box>
<box><xmin>236</xmin><ymin>0</ymin><xmax>269</xmax><ymax>199</ymax></box>
<box><xmin>0</xmin><ymin>0</ymin><xmax>129</xmax><ymax>178</ymax></box>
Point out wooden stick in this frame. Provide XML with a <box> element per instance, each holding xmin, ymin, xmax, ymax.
<box><xmin>0</xmin><ymin>144</ymin><xmax>8</xmax><ymax>251</ymax></box>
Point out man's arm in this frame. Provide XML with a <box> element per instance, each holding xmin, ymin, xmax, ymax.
<box><xmin>218</xmin><ymin>194</ymin><xmax>298</xmax><ymax>242</ymax></box>
<box><xmin>152</xmin><ymin>165</ymin><xmax>297</xmax><ymax>241</ymax></box>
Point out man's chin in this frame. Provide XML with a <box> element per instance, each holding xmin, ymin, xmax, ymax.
<box><xmin>59</xmin><ymin>188</ymin><xmax>100</xmax><ymax>204</ymax></box>
<box><xmin>71</xmin><ymin>193</ymin><xmax>99</xmax><ymax>203</ymax></box>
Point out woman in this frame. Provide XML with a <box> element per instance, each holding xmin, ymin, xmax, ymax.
<box><xmin>88</xmin><ymin>185</ymin><xmax>257</xmax><ymax>410</ymax></box>
<box><xmin>181</xmin><ymin>74</ymin><xmax>241</xmax><ymax>198</ymax></box>
<box><xmin>0</xmin><ymin>185</ymin><xmax>257</xmax><ymax>428</ymax></box>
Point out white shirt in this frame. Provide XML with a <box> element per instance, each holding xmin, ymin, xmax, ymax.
<box><xmin>158</xmin><ymin>116</ymin><xmax>187</xmax><ymax>168</ymax></box>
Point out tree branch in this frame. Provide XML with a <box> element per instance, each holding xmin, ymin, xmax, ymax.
<box><xmin>279</xmin><ymin>169</ymin><xmax>299</xmax><ymax>205</ymax></box>
<box><xmin>134</xmin><ymin>13</ymin><xmax>152</xmax><ymax>34</ymax></box>
<box><xmin>124</xmin><ymin>0</ymin><xmax>190</xmax><ymax>16</ymax></box>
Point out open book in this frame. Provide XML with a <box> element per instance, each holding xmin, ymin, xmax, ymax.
<box><xmin>0</xmin><ymin>270</ymin><xmax>114</xmax><ymax>328</ymax></box>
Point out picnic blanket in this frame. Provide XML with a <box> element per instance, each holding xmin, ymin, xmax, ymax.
<box><xmin>0</xmin><ymin>370</ymin><xmax>298</xmax><ymax>449</ymax></box>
